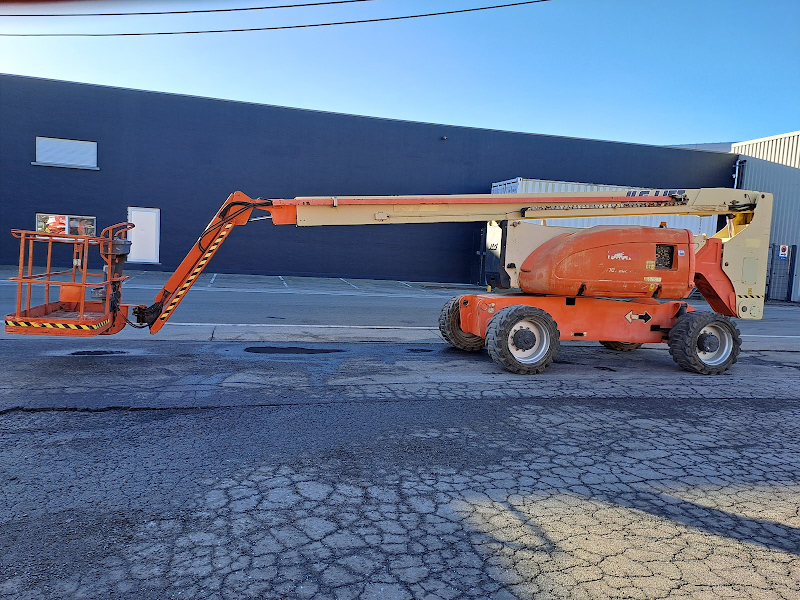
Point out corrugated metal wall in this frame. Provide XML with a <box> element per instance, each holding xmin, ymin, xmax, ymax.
<box><xmin>739</xmin><ymin>157</ymin><xmax>800</xmax><ymax>302</ymax></box>
<box><xmin>733</xmin><ymin>131</ymin><xmax>800</xmax><ymax>169</ymax></box>
<box><xmin>491</xmin><ymin>178</ymin><xmax>720</xmax><ymax>236</ymax></box>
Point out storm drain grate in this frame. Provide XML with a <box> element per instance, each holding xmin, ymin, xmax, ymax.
<box><xmin>244</xmin><ymin>347</ymin><xmax>344</xmax><ymax>355</ymax></box>
<box><xmin>71</xmin><ymin>350</ymin><xmax>128</xmax><ymax>356</ymax></box>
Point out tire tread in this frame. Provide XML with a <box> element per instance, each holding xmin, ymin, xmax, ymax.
<box><xmin>486</xmin><ymin>305</ymin><xmax>559</xmax><ymax>374</ymax></box>
<box><xmin>438</xmin><ymin>296</ymin><xmax>484</xmax><ymax>352</ymax></box>
<box><xmin>668</xmin><ymin>311</ymin><xmax>741</xmax><ymax>375</ymax></box>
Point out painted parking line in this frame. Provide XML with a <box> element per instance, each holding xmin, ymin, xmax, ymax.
<box><xmin>170</xmin><ymin>323</ymin><xmax>437</xmax><ymax>330</ymax></box>
<box><xmin>340</xmin><ymin>278</ymin><xmax>360</xmax><ymax>290</ymax></box>
<box><xmin>121</xmin><ymin>285</ymin><xmax>468</xmax><ymax>299</ymax></box>
<box><xmin>741</xmin><ymin>334</ymin><xmax>800</xmax><ymax>338</ymax></box>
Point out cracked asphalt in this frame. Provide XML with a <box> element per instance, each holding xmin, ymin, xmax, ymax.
<box><xmin>1</xmin><ymin>274</ymin><xmax>799</xmax><ymax>599</ymax></box>
<box><xmin>2</xmin><ymin>340</ymin><xmax>799</xmax><ymax>599</ymax></box>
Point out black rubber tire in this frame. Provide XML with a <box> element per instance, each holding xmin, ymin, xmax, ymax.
<box><xmin>600</xmin><ymin>341</ymin><xmax>643</xmax><ymax>352</ymax></box>
<box><xmin>438</xmin><ymin>296</ymin><xmax>484</xmax><ymax>351</ymax></box>
<box><xmin>486</xmin><ymin>305</ymin><xmax>560</xmax><ymax>374</ymax></box>
<box><xmin>668</xmin><ymin>311</ymin><xmax>741</xmax><ymax>375</ymax></box>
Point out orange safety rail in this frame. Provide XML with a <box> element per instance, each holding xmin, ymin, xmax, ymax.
<box><xmin>4</xmin><ymin>223</ymin><xmax>136</xmax><ymax>336</ymax></box>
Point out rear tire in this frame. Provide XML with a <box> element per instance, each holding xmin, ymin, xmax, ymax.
<box><xmin>600</xmin><ymin>341</ymin><xmax>643</xmax><ymax>352</ymax></box>
<box><xmin>438</xmin><ymin>296</ymin><xmax>484</xmax><ymax>351</ymax></box>
<box><xmin>486</xmin><ymin>305</ymin><xmax>559</xmax><ymax>374</ymax></box>
<box><xmin>668</xmin><ymin>311</ymin><xmax>741</xmax><ymax>375</ymax></box>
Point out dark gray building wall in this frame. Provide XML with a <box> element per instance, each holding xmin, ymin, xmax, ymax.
<box><xmin>0</xmin><ymin>74</ymin><xmax>739</xmax><ymax>282</ymax></box>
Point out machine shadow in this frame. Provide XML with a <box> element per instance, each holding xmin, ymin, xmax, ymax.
<box><xmin>603</xmin><ymin>486</ymin><xmax>800</xmax><ymax>555</ymax></box>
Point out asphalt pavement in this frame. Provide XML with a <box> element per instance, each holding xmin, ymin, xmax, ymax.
<box><xmin>1</xmin><ymin>266</ymin><xmax>799</xmax><ymax>599</ymax></box>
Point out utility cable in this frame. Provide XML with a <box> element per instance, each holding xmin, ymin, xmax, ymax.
<box><xmin>1</xmin><ymin>0</ymin><xmax>376</xmax><ymax>18</ymax></box>
<box><xmin>0</xmin><ymin>0</ymin><xmax>556</xmax><ymax>37</ymax></box>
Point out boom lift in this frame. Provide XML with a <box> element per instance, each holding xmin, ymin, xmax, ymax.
<box><xmin>5</xmin><ymin>188</ymin><xmax>772</xmax><ymax>375</ymax></box>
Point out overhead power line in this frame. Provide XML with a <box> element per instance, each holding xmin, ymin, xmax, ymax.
<box><xmin>1</xmin><ymin>0</ymin><xmax>376</xmax><ymax>18</ymax></box>
<box><xmin>0</xmin><ymin>0</ymin><xmax>556</xmax><ymax>37</ymax></box>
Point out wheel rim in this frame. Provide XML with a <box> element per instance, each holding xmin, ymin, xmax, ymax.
<box><xmin>507</xmin><ymin>319</ymin><xmax>550</xmax><ymax>364</ymax></box>
<box><xmin>696</xmin><ymin>323</ymin><xmax>733</xmax><ymax>366</ymax></box>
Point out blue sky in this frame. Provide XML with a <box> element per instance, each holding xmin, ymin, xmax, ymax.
<box><xmin>0</xmin><ymin>0</ymin><xmax>797</xmax><ymax>145</ymax></box>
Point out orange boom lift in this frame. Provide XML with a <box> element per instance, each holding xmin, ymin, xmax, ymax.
<box><xmin>5</xmin><ymin>188</ymin><xmax>772</xmax><ymax>375</ymax></box>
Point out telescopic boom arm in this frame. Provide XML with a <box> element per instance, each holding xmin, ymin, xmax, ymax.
<box><xmin>134</xmin><ymin>188</ymin><xmax>770</xmax><ymax>333</ymax></box>
<box><xmin>134</xmin><ymin>192</ymin><xmax>272</xmax><ymax>333</ymax></box>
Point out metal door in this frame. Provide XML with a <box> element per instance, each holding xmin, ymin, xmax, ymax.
<box><xmin>766</xmin><ymin>244</ymin><xmax>796</xmax><ymax>301</ymax></box>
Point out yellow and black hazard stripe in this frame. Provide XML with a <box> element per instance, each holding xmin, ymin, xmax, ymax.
<box><xmin>159</xmin><ymin>222</ymin><xmax>235</xmax><ymax>322</ymax></box>
<box><xmin>737</xmin><ymin>294</ymin><xmax>764</xmax><ymax>298</ymax></box>
<box><xmin>5</xmin><ymin>318</ymin><xmax>110</xmax><ymax>330</ymax></box>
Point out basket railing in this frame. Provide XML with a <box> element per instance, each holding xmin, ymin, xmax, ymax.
<box><xmin>8</xmin><ymin>223</ymin><xmax>134</xmax><ymax>321</ymax></box>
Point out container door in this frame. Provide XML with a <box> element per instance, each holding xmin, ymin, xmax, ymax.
<box><xmin>766</xmin><ymin>244</ymin><xmax>796</xmax><ymax>301</ymax></box>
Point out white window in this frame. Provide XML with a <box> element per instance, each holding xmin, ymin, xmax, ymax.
<box><xmin>32</xmin><ymin>137</ymin><xmax>98</xmax><ymax>170</ymax></box>
<box><xmin>127</xmin><ymin>207</ymin><xmax>161</xmax><ymax>264</ymax></box>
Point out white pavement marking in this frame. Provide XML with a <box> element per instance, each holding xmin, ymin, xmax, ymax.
<box><xmin>741</xmin><ymin>334</ymin><xmax>800</xmax><ymax>338</ymax></box>
<box><xmin>123</xmin><ymin>285</ymin><xmax>453</xmax><ymax>299</ymax></box>
<box><xmin>340</xmin><ymin>278</ymin><xmax>360</xmax><ymax>290</ymax></box>
<box><xmin>170</xmin><ymin>322</ymin><xmax>437</xmax><ymax>330</ymax></box>
<box><xmin>278</xmin><ymin>275</ymin><xmax>288</xmax><ymax>288</ymax></box>
<box><xmin>208</xmin><ymin>273</ymin><xmax>217</xmax><ymax>286</ymax></box>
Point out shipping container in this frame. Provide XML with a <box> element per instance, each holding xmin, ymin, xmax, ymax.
<box><xmin>490</xmin><ymin>178</ymin><xmax>720</xmax><ymax>236</ymax></box>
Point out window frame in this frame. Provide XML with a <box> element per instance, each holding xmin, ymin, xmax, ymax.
<box><xmin>31</xmin><ymin>136</ymin><xmax>99</xmax><ymax>171</ymax></box>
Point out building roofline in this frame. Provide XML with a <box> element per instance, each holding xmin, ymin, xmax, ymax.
<box><xmin>733</xmin><ymin>131</ymin><xmax>800</xmax><ymax>147</ymax></box>
<box><xmin>0</xmin><ymin>72</ymin><xmax>741</xmax><ymax>156</ymax></box>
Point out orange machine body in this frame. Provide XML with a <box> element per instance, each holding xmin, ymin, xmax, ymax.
<box><xmin>458</xmin><ymin>294</ymin><xmax>693</xmax><ymax>343</ymax></box>
<box><xmin>518</xmin><ymin>226</ymin><xmax>696</xmax><ymax>299</ymax></box>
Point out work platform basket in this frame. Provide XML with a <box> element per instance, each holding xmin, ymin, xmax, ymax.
<box><xmin>4</xmin><ymin>223</ymin><xmax>134</xmax><ymax>337</ymax></box>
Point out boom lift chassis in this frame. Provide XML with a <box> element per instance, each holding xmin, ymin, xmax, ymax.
<box><xmin>5</xmin><ymin>188</ymin><xmax>772</xmax><ymax>375</ymax></box>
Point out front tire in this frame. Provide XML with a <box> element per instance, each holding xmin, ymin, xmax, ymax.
<box><xmin>438</xmin><ymin>296</ymin><xmax>484</xmax><ymax>351</ymax></box>
<box><xmin>486</xmin><ymin>305</ymin><xmax>560</xmax><ymax>374</ymax></box>
<box><xmin>668</xmin><ymin>311</ymin><xmax>741</xmax><ymax>374</ymax></box>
